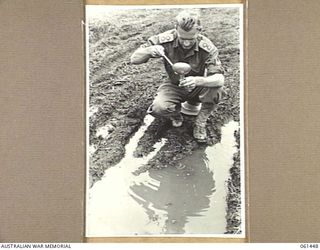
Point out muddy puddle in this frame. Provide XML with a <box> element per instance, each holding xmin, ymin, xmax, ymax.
<box><xmin>86</xmin><ymin>115</ymin><xmax>238</xmax><ymax>237</ymax></box>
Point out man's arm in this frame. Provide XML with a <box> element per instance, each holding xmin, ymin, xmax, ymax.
<box><xmin>130</xmin><ymin>44</ymin><xmax>165</xmax><ymax>65</ymax></box>
<box><xmin>179</xmin><ymin>74</ymin><xmax>224</xmax><ymax>89</ymax></box>
<box><xmin>130</xmin><ymin>47</ymin><xmax>153</xmax><ymax>64</ymax></box>
<box><xmin>203</xmin><ymin>74</ymin><xmax>225</xmax><ymax>87</ymax></box>
<box><xmin>196</xmin><ymin>74</ymin><xmax>224</xmax><ymax>88</ymax></box>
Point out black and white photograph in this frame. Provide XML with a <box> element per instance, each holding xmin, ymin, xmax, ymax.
<box><xmin>86</xmin><ymin>4</ymin><xmax>244</xmax><ymax>237</ymax></box>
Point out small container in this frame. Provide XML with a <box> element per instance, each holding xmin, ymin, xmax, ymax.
<box><xmin>181</xmin><ymin>101</ymin><xmax>202</xmax><ymax>116</ymax></box>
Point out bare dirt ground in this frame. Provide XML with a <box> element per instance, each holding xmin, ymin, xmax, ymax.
<box><xmin>88</xmin><ymin>7</ymin><xmax>242</xmax><ymax>234</ymax></box>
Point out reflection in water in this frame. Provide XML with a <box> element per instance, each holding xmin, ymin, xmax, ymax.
<box><xmin>130</xmin><ymin>150</ymin><xmax>214</xmax><ymax>234</ymax></box>
<box><xmin>86</xmin><ymin>117</ymin><xmax>239</xmax><ymax>237</ymax></box>
<box><xmin>184</xmin><ymin>120</ymin><xmax>239</xmax><ymax>234</ymax></box>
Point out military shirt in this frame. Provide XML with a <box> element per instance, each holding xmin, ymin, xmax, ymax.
<box><xmin>141</xmin><ymin>29</ymin><xmax>224</xmax><ymax>85</ymax></box>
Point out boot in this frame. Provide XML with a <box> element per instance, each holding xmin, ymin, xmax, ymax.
<box><xmin>193</xmin><ymin>103</ymin><xmax>215</xmax><ymax>142</ymax></box>
<box><xmin>170</xmin><ymin>113</ymin><xmax>184</xmax><ymax>127</ymax></box>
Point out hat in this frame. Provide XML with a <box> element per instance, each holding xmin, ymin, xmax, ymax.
<box><xmin>181</xmin><ymin>101</ymin><xmax>202</xmax><ymax>116</ymax></box>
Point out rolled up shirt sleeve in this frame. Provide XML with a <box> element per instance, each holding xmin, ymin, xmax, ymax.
<box><xmin>139</xmin><ymin>35</ymin><xmax>160</xmax><ymax>48</ymax></box>
<box><xmin>205</xmin><ymin>48</ymin><xmax>225</xmax><ymax>76</ymax></box>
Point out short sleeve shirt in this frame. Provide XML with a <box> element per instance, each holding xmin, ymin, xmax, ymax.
<box><xmin>141</xmin><ymin>29</ymin><xmax>225</xmax><ymax>85</ymax></box>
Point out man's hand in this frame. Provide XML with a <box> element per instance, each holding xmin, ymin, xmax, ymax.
<box><xmin>179</xmin><ymin>76</ymin><xmax>205</xmax><ymax>91</ymax></box>
<box><xmin>149</xmin><ymin>45</ymin><xmax>165</xmax><ymax>57</ymax></box>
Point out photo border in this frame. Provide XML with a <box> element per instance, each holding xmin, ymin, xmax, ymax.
<box><xmin>85</xmin><ymin>0</ymin><xmax>247</xmax><ymax>243</ymax></box>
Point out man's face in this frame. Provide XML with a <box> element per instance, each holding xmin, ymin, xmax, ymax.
<box><xmin>177</xmin><ymin>26</ymin><xmax>199</xmax><ymax>50</ymax></box>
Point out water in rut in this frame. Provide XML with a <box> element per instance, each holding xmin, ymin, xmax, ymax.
<box><xmin>86</xmin><ymin>115</ymin><xmax>238</xmax><ymax>236</ymax></box>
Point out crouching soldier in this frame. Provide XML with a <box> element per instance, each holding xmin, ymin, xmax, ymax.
<box><xmin>130</xmin><ymin>11</ymin><xmax>225</xmax><ymax>142</ymax></box>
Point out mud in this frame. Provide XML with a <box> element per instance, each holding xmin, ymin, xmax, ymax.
<box><xmin>88</xmin><ymin>7</ymin><xmax>242</xmax><ymax>234</ymax></box>
<box><xmin>226</xmin><ymin>129</ymin><xmax>242</xmax><ymax>234</ymax></box>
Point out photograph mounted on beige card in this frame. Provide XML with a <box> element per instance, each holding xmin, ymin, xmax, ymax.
<box><xmin>85</xmin><ymin>3</ymin><xmax>245</xmax><ymax>240</ymax></box>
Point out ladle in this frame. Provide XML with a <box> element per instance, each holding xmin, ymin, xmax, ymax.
<box><xmin>156</xmin><ymin>47</ymin><xmax>192</xmax><ymax>90</ymax></box>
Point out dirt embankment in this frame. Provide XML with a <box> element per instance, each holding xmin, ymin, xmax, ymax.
<box><xmin>88</xmin><ymin>8</ymin><xmax>241</xmax><ymax>234</ymax></box>
<box><xmin>226</xmin><ymin>129</ymin><xmax>242</xmax><ymax>234</ymax></box>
